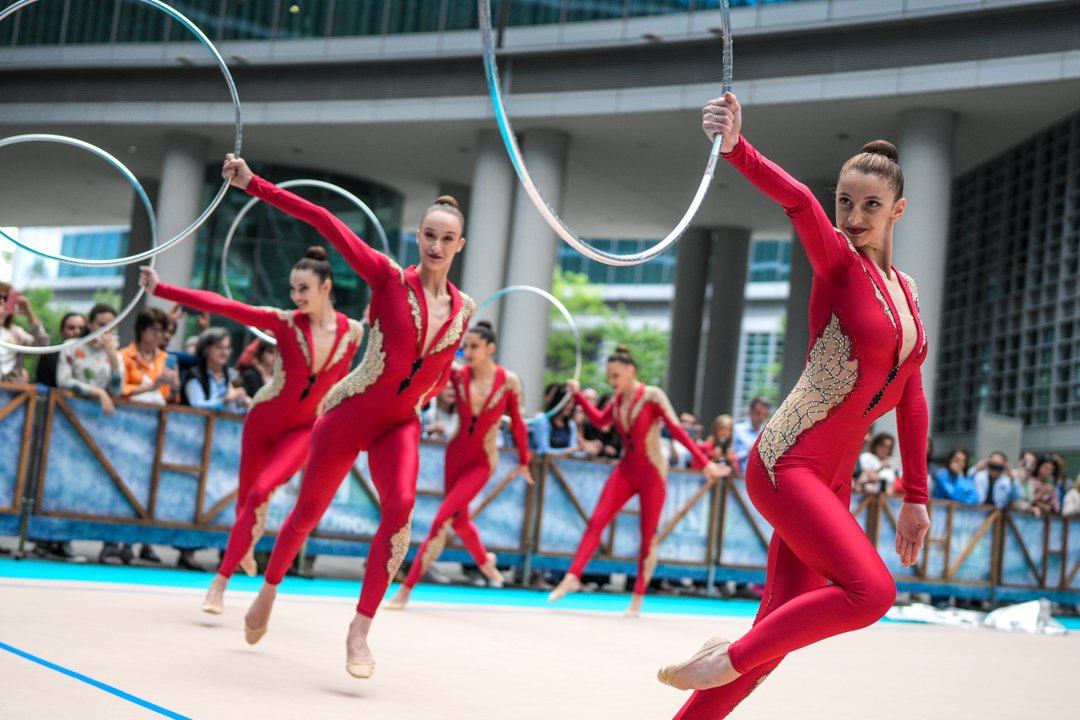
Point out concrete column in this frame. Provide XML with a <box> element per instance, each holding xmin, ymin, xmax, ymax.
<box><xmin>701</xmin><ymin>227</ymin><xmax>751</xmax><ymax>423</ymax></box>
<box><xmin>438</xmin><ymin>181</ymin><xmax>471</xmax><ymax>290</ymax></box>
<box><xmin>779</xmin><ymin>179</ymin><xmax>832</xmax><ymax>399</ymax></box>
<box><xmin>119</xmin><ymin>178</ymin><xmax>159</xmax><ymax>346</ymax></box>
<box><xmin>886</xmin><ymin>108</ymin><xmax>956</xmax><ymax>440</ymax></box>
<box><xmin>150</xmin><ymin>133</ymin><xmax>209</xmax><ymax>347</ymax></box>
<box><xmin>497</xmin><ymin>129</ymin><xmax>569</xmax><ymax>414</ymax></box>
<box><xmin>460</xmin><ymin>130</ymin><xmax>516</xmax><ymax>316</ymax></box>
<box><xmin>664</xmin><ymin>228</ymin><xmax>712</xmax><ymax>417</ymax></box>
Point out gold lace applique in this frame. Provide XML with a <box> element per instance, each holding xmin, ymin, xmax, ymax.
<box><xmin>414</xmin><ymin>373</ymin><xmax>445</xmax><ymax>419</ymax></box>
<box><xmin>644</xmin><ymin>422</ymin><xmax>669</xmax><ymax>480</ymax></box>
<box><xmin>249</xmin><ymin>355</ymin><xmax>286</xmax><ymax>409</ymax></box>
<box><xmin>483</xmin><ymin>423</ymin><xmax>501</xmax><ymax>471</ymax></box>
<box><xmin>324</xmin><ymin>319</ymin><xmax>366</xmax><ymax>372</ymax></box>
<box><xmin>418</xmin><ymin>519</ymin><xmax>452</xmax><ymax>578</ymax></box>
<box><xmin>406</xmin><ymin>287</ymin><xmax>423</xmax><ymax>349</ymax></box>
<box><xmin>640</xmin><ymin>537</ymin><xmax>659</xmax><ymax>589</ymax></box>
<box><xmin>506</xmin><ymin>372</ymin><xmax>525</xmax><ymax>409</ymax></box>
<box><xmin>631</xmin><ymin>386</ymin><xmax>657</xmax><ymax>426</ymax></box>
<box><xmin>388</xmin><ymin>256</ymin><xmax>406</xmax><ymax>284</ymax></box>
<box><xmin>248</xmin><ymin>488</ymin><xmax>279</xmax><ymax>557</ymax></box>
<box><xmin>321</xmin><ymin>319</ymin><xmax>386</xmax><ymax>414</ymax></box>
<box><xmin>431</xmin><ymin>294</ymin><xmax>475</xmax><ymax>355</ymax></box>
<box><xmin>385</xmin><ymin>510</ymin><xmax>414</xmax><ymax>578</ymax></box>
<box><xmin>757</xmin><ymin>314</ymin><xmax>859</xmax><ymax>487</ymax></box>
<box><xmin>487</xmin><ymin>382</ymin><xmax>511</xmax><ymax>411</ymax></box>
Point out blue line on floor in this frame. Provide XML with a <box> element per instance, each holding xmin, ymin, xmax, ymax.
<box><xmin>0</xmin><ymin>640</ymin><xmax>191</xmax><ymax>720</ymax></box>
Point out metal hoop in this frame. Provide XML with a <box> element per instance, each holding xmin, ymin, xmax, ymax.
<box><xmin>0</xmin><ymin>137</ymin><xmax>157</xmax><ymax>355</ymax></box>
<box><xmin>474</xmin><ymin>285</ymin><xmax>581</xmax><ymax>424</ymax></box>
<box><xmin>0</xmin><ymin>0</ymin><xmax>241</xmax><ymax>267</ymax></box>
<box><xmin>221</xmin><ymin>179</ymin><xmax>392</xmax><ymax>344</ymax></box>
<box><xmin>478</xmin><ymin>0</ymin><xmax>732</xmax><ymax>267</ymax></box>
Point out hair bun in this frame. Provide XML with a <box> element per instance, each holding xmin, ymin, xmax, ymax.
<box><xmin>615</xmin><ymin>344</ymin><xmax>631</xmax><ymax>354</ymax></box>
<box><xmin>861</xmin><ymin>140</ymin><xmax>899</xmax><ymax>164</ymax></box>
<box><xmin>434</xmin><ymin>195</ymin><xmax>460</xmax><ymax>210</ymax></box>
<box><xmin>305</xmin><ymin>246</ymin><xmax>329</xmax><ymax>261</ymax></box>
<box><xmin>474</xmin><ymin>319</ymin><xmax>493</xmax><ymax>330</ymax></box>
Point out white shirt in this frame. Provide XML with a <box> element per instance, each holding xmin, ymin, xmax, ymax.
<box><xmin>859</xmin><ymin>451</ymin><xmax>901</xmax><ymax>486</ymax></box>
<box><xmin>733</xmin><ymin>419</ymin><xmax>765</xmax><ymax>470</ymax></box>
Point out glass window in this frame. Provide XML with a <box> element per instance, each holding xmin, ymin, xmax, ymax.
<box><xmin>169</xmin><ymin>1</ymin><xmax>225</xmax><ymax>42</ymax></box>
<box><xmin>65</xmin><ymin>0</ymin><xmax>118</xmax><ymax>45</ymax></box>
<box><xmin>273</xmin><ymin>0</ymin><xmax>332</xmax><ymax>38</ymax></box>
<box><xmin>330</xmin><ymin>0</ymin><xmax>385</xmax><ymax>36</ymax></box>
<box><xmin>12</xmin><ymin>2</ymin><xmax>64</xmax><ymax>46</ymax></box>
<box><xmin>57</xmin><ymin>230</ymin><xmax>129</xmax><ymax>277</ymax></box>
<box><xmin>117</xmin><ymin>0</ymin><xmax>169</xmax><ymax>42</ymax></box>
<box><xmin>749</xmin><ymin>238</ymin><xmax>791</xmax><ymax>282</ymax></box>
<box><xmin>564</xmin><ymin>0</ymin><xmax>625</xmax><ymax>24</ymax></box>
<box><xmin>509</xmin><ymin>0</ymin><xmax>564</xmax><ymax>27</ymax></box>
<box><xmin>386</xmin><ymin>0</ymin><xmax>443</xmax><ymax>34</ymax></box>
<box><xmin>444</xmin><ymin>0</ymin><xmax>480</xmax><ymax>32</ymax></box>
<box><xmin>221</xmin><ymin>0</ymin><xmax>278</xmax><ymax>40</ymax></box>
<box><xmin>628</xmin><ymin>0</ymin><xmax>691</xmax><ymax>18</ymax></box>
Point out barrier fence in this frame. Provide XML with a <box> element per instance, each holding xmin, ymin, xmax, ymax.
<box><xmin>2</xmin><ymin>382</ymin><xmax>1078</xmax><ymax>603</ymax></box>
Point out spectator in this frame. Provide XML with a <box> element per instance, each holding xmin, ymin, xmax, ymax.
<box><xmin>120</xmin><ymin>307</ymin><xmax>179</xmax><ymax>405</ymax></box>
<box><xmin>422</xmin><ymin>383</ymin><xmax>458</xmax><ymax>439</ymax></box>
<box><xmin>1017</xmin><ymin>450</ymin><xmax>1038</xmax><ymax>483</ymax></box>
<box><xmin>1062</xmin><ymin>472</ymin><xmax>1080</xmax><ymax>518</ymax></box>
<box><xmin>35</xmin><ymin>312</ymin><xmax>86</xmax><ymax>387</ymax></box>
<box><xmin>532</xmin><ymin>384</ymin><xmax>578</xmax><ymax>455</ymax></box>
<box><xmin>968</xmin><ymin>451</ymin><xmax>1018</xmax><ymax>508</ymax></box>
<box><xmin>856</xmin><ymin>433</ymin><xmax>902</xmax><ymax>495</ymax></box>
<box><xmin>933</xmin><ymin>448</ymin><xmax>980</xmax><ymax>504</ymax></box>
<box><xmin>664</xmin><ymin>412</ymin><xmax>704</xmax><ymax>468</ymax></box>
<box><xmin>700</xmin><ymin>414</ymin><xmax>741</xmax><ymax>475</ymax></box>
<box><xmin>0</xmin><ymin>283</ymin><xmax>49</xmax><ymax>382</ymax></box>
<box><xmin>733</xmin><ymin>396</ymin><xmax>771</xmax><ymax>470</ymax></box>
<box><xmin>925</xmin><ymin>437</ymin><xmax>939</xmax><ymax>494</ymax></box>
<box><xmin>236</xmin><ymin>338</ymin><xmax>278</xmax><ymax>398</ymax></box>
<box><xmin>183</xmin><ymin>327</ymin><xmax>249</xmax><ymax>414</ymax></box>
<box><xmin>1012</xmin><ymin>456</ymin><xmax>1062</xmax><ymax>517</ymax></box>
<box><xmin>56</xmin><ymin>304</ymin><xmax>122</xmax><ymax>416</ymax></box>
<box><xmin>162</xmin><ymin>304</ymin><xmax>205</xmax><ymax>375</ymax></box>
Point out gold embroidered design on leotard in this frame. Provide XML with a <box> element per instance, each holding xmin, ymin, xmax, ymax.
<box><xmin>248</xmin><ymin>487</ymin><xmax>279</xmax><ymax>557</ymax></box>
<box><xmin>321</xmin><ymin>319</ymin><xmax>387</xmax><ymax>414</ymax></box>
<box><xmin>385</xmin><ymin>510</ymin><xmax>414</xmax><ymax>578</ymax></box>
<box><xmin>644</xmin><ymin>424</ymin><xmax>669</xmax><ymax>480</ymax></box>
<box><xmin>897</xmin><ymin>270</ymin><xmax>926</xmax><ymax>354</ymax></box>
<box><xmin>483</xmin><ymin>423</ymin><xmax>501</xmax><ymax>471</ymax></box>
<box><xmin>387</xmin><ymin>256</ymin><xmax>406</xmax><ymax>285</ymax></box>
<box><xmin>487</xmin><ymin>382</ymin><xmax>511</xmax><ymax>411</ymax></box>
<box><xmin>249</xmin><ymin>354</ymin><xmax>286</xmax><ymax>409</ymax></box>
<box><xmin>507</xmin><ymin>372</ymin><xmax>525</xmax><ymax>410</ymax></box>
<box><xmin>731</xmin><ymin>671</ymin><xmax>773</xmax><ymax>712</ymax></box>
<box><xmin>757</xmin><ymin>314</ymin><xmax>859</xmax><ymax>488</ymax></box>
<box><xmin>844</xmin><ymin>238</ymin><xmax>895</xmax><ymax>330</ymax></box>
<box><xmin>324</xmin><ymin>319</ymin><xmax>366</xmax><ymax>372</ymax></box>
<box><xmin>431</xmin><ymin>295</ymin><xmax>475</xmax><ymax>355</ymax></box>
<box><xmin>405</xmin><ymin>287</ymin><xmax>423</xmax><ymax>348</ymax></box>
<box><xmin>418</xmin><ymin>519</ymin><xmax>452</xmax><ymax>577</ymax></box>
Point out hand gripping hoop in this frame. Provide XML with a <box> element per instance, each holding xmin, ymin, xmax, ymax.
<box><xmin>0</xmin><ymin>135</ymin><xmax>157</xmax><ymax>355</ymax></box>
<box><xmin>221</xmin><ymin>179</ymin><xmax>392</xmax><ymax>345</ymax></box>
<box><xmin>0</xmin><ymin>0</ymin><xmax>242</xmax><ymax>267</ymax></box>
<box><xmin>478</xmin><ymin>0</ymin><xmax>733</xmax><ymax>267</ymax></box>
<box><xmin>474</xmin><ymin>285</ymin><xmax>581</xmax><ymax>424</ymax></box>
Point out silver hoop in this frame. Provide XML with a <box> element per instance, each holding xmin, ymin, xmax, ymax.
<box><xmin>221</xmin><ymin>179</ymin><xmax>392</xmax><ymax>344</ymax></box>
<box><xmin>0</xmin><ymin>136</ymin><xmax>157</xmax><ymax>355</ymax></box>
<box><xmin>0</xmin><ymin>0</ymin><xmax>241</xmax><ymax>267</ymax></box>
<box><xmin>478</xmin><ymin>0</ymin><xmax>732</xmax><ymax>267</ymax></box>
<box><xmin>474</xmin><ymin>285</ymin><xmax>581</xmax><ymax>424</ymax></box>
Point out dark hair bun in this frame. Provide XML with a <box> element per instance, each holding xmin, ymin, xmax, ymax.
<box><xmin>861</xmin><ymin>140</ymin><xmax>899</xmax><ymax>163</ymax></box>
<box><xmin>474</xmin><ymin>320</ymin><xmax>493</xmax><ymax>330</ymax></box>
<box><xmin>305</xmin><ymin>246</ymin><xmax>329</xmax><ymax>261</ymax></box>
<box><xmin>434</xmin><ymin>195</ymin><xmax>460</xmax><ymax>210</ymax></box>
<box><xmin>615</xmin><ymin>344</ymin><xmax>631</xmax><ymax>354</ymax></box>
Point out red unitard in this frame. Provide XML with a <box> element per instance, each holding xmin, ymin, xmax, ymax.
<box><xmin>243</xmin><ymin>175</ymin><xmax>475</xmax><ymax>618</ymax></box>
<box><xmin>570</xmin><ymin>384</ymin><xmax>710</xmax><ymax>595</ymax></box>
<box><xmin>403</xmin><ymin>364</ymin><xmax>530</xmax><ymax>588</ymax></box>
<box><xmin>151</xmin><ymin>281</ymin><xmax>364</xmax><ymax>578</ymax></box>
<box><xmin>672</xmin><ymin>137</ymin><xmax>929</xmax><ymax>719</ymax></box>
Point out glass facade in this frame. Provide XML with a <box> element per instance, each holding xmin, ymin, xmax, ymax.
<box><xmin>1</xmin><ymin>0</ymin><xmax>814</xmax><ymax>46</ymax></box>
<box><xmin>557</xmin><ymin>239</ymin><xmax>677</xmax><ymax>285</ymax></box>
<box><xmin>736</xmin><ymin>330</ymin><xmax>783</xmax><ymax>421</ymax></box>
<box><xmin>57</xmin><ymin>230</ymin><xmax>129</xmax><ymax>277</ymax></box>
<box><xmin>191</xmin><ymin>162</ymin><xmax>403</xmax><ymax>355</ymax></box>
<box><xmin>748</xmin><ymin>238</ymin><xmax>790</xmax><ymax>283</ymax></box>
<box><xmin>936</xmin><ymin>108</ymin><xmax>1080</xmax><ymax>434</ymax></box>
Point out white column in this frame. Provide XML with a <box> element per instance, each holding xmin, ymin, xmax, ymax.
<box><xmin>460</xmin><ymin>130</ymin><xmax>516</xmax><ymax>311</ymax></box>
<box><xmin>497</xmin><ymin>129</ymin><xmax>569</xmax><ymax>414</ymax></box>
<box><xmin>149</xmin><ymin>133</ymin><xmax>209</xmax><ymax>347</ymax></box>
<box><xmin>878</xmin><ymin>108</ymin><xmax>956</xmax><ymax>445</ymax></box>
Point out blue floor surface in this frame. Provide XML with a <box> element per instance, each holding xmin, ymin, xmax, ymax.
<box><xmin>3</xmin><ymin>557</ymin><xmax>1077</xmax><ymax>629</ymax></box>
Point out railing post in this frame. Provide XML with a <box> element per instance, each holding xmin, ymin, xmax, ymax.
<box><xmin>15</xmin><ymin>385</ymin><xmax>48</xmax><ymax>559</ymax></box>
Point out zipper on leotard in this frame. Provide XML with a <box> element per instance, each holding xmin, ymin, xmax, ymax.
<box><xmin>398</xmin><ymin>358</ymin><xmax>425</xmax><ymax>394</ymax></box>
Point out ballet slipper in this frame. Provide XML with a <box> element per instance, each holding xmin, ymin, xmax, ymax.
<box><xmin>244</xmin><ymin>623</ymin><xmax>268</xmax><ymax>645</ymax></box>
<box><xmin>345</xmin><ymin>661</ymin><xmax>375</xmax><ymax>679</ymax></box>
<box><xmin>479</xmin><ymin>552</ymin><xmax>504</xmax><ymax>584</ymax></box>
<box><xmin>202</xmin><ymin>574</ymin><xmax>227</xmax><ymax>614</ymax></box>
<box><xmin>383</xmin><ymin>585</ymin><xmax>411</xmax><ymax>610</ymax></box>
<box><xmin>547</xmin><ymin>573</ymin><xmax>581</xmax><ymax>602</ymax></box>
<box><xmin>624</xmin><ymin>593</ymin><xmax>644</xmax><ymax>617</ymax></box>
<box><xmin>657</xmin><ymin>637</ymin><xmax>731</xmax><ymax>688</ymax></box>
<box><xmin>202</xmin><ymin>599</ymin><xmax>224</xmax><ymax>615</ymax></box>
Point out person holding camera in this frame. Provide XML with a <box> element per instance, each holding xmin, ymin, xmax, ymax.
<box><xmin>968</xmin><ymin>452</ymin><xmax>1018</xmax><ymax>508</ymax></box>
<box><xmin>0</xmin><ymin>283</ymin><xmax>49</xmax><ymax>383</ymax></box>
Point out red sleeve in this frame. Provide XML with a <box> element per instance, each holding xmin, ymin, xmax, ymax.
<box><xmin>895</xmin><ymin>368</ymin><xmax>930</xmax><ymax>505</ymax></box>
<box><xmin>573</xmin><ymin>392</ymin><xmax>614</xmax><ymax>429</ymax></box>
<box><xmin>245</xmin><ymin>175</ymin><xmax>392</xmax><ymax>287</ymax></box>
<box><xmin>153</xmin><ymin>282</ymin><xmax>284</xmax><ymax>332</ymax></box>
<box><xmin>723</xmin><ymin>137</ymin><xmax>853</xmax><ymax>282</ymax></box>
<box><xmin>506</xmin><ymin>376</ymin><xmax>531</xmax><ymax>467</ymax></box>
<box><xmin>648</xmin><ymin>387</ymin><xmax>710</xmax><ymax>469</ymax></box>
